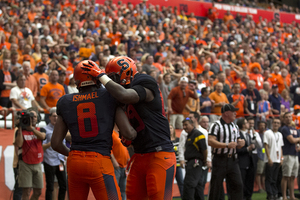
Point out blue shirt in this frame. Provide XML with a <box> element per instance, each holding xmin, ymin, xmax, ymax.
<box><xmin>281</xmin><ymin>125</ymin><xmax>299</xmax><ymax>156</ymax></box>
<box><xmin>200</xmin><ymin>96</ymin><xmax>211</xmax><ymax>115</ymax></box>
<box><xmin>269</xmin><ymin>94</ymin><xmax>282</xmax><ymax>114</ymax></box>
<box><xmin>43</xmin><ymin>123</ymin><xmax>65</xmax><ymax>166</ymax></box>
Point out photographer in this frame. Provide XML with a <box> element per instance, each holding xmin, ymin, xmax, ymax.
<box><xmin>15</xmin><ymin>108</ymin><xmax>46</xmax><ymax>200</ymax></box>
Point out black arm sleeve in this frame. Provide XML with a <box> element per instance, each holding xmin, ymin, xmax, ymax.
<box><xmin>131</xmin><ymin>85</ymin><xmax>147</xmax><ymax>103</ymax></box>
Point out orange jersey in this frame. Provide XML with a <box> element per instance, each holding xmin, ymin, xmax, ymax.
<box><xmin>107</xmin><ymin>32</ymin><xmax>122</xmax><ymax>46</ymax></box>
<box><xmin>32</xmin><ymin>73</ymin><xmax>49</xmax><ymax>92</ymax></box>
<box><xmin>249</xmin><ymin>73</ymin><xmax>264</xmax><ymax>90</ymax></box>
<box><xmin>40</xmin><ymin>82</ymin><xmax>65</xmax><ymax>113</ymax></box>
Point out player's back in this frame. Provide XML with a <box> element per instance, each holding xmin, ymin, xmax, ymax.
<box><xmin>128</xmin><ymin>74</ymin><xmax>173</xmax><ymax>153</ymax></box>
<box><xmin>57</xmin><ymin>87</ymin><xmax>117</xmax><ymax>156</ymax></box>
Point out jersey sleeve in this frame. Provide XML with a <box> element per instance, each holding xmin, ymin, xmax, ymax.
<box><xmin>56</xmin><ymin>96</ymin><xmax>65</xmax><ymax>117</ymax></box>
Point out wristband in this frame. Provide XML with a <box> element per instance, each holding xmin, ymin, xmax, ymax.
<box><xmin>99</xmin><ymin>75</ymin><xmax>111</xmax><ymax>86</ymax></box>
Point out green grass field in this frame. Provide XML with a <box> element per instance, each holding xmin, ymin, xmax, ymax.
<box><xmin>172</xmin><ymin>192</ymin><xmax>267</xmax><ymax>200</ymax></box>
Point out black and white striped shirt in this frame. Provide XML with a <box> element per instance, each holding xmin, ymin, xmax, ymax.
<box><xmin>209</xmin><ymin>118</ymin><xmax>240</xmax><ymax>155</ymax></box>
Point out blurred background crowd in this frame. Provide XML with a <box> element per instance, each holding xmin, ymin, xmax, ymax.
<box><xmin>1</xmin><ymin>0</ymin><xmax>300</xmax><ymax>199</ymax></box>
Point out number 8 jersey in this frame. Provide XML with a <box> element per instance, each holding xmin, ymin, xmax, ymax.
<box><xmin>56</xmin><ymin>87</ymin><xmax>117</xmax><ymax>156</ymax></box>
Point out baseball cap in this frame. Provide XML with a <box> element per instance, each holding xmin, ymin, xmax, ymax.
<box><xmin>221</xmin><ymin>104</ymin><xmax>239</xmax><ymax>113</ymax></box>
<box><xmin>294</xmin><ymin>105</ymin><xmax>300</xmax><ymax>110</ymax></box>
<box><xmin>180</xmin><ymin>76</ymin><xmax>189</xmax><ymax>83</ymax></box>
<box><xmin>272</xmin><ymin>84</ymin><xmax>278</xmax><ymax>89</ymax></box>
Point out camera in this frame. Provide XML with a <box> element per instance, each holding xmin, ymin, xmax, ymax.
<box><xmin>17</xmin><ymin>110</ymin><xmax>34</xmax><ymax>129</ymax></box>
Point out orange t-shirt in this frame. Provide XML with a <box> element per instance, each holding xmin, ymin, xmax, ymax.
<box><xmin>249</xmin><ymin>73</ymin><xmax>264</xmax><ymax>90</ymax></box>
<box><xmin>229</xmin><ymin>94</ymin><xmax>245</xmax><ymax>117</ymax></box>
<box><xmin>32</xmin><ymin>73</ymin><xmax>49</xmax><ymax>92</ymax></box>
<box><xmin>1</xmin><ymin>71</ymin><xmax>12</xmax><ymax>98</ymax></box>
<box><xmin>40</xmin><ymin>82</ymin><xmax>65</xmax><ymax>113</ymax></box>
<box><xmin>168</xmin><ymin>86</ymin><xmax>197</xmax><ymax>114</ymax></box>
<box><xmin>208</xmin><ymin>91</ymin><xmax>229</xmax><ymax>115</ymax></box>
<box><xmin>183</xmin><ymin>56</ymin><xmax>192</xmax><ymax>67</ymax></box>
<box><xmin>270</xmin><ymin>74</ymin><xmax>285</xmax><ymax>93</ymax></box>
<box><xmin>108</xmin><ymin>32</ymin><xmax>122</xmax><ymax>46</ymax></box>
<box><xmin>152</xmin><ymin>63</ymin><xmax>163</xmax><ymax>73</ymax></box>
<box><xmin>111</xmin><ymin>131</ymin><xmax>130</xmax><ymax>168</ymax></box>
<box><xmin>25</xmin><ymin>74</ymin><xmax>38</xmax><ymax>97</ymax></box>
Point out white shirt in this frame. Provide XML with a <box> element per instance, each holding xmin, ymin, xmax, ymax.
<box><xmin>9</xmin><ymin>86</ymin><xmax>35</xmax><ymax>109</ymax></box>
<box><xmin>68</xmin><ymin>86</ymin><xmax>79</xmax><ymax>94</ymax></box>
<box><xmin>178</xmin><ymin>125</ymin><xmax>211</xmax><ymax>162</ymax></box>
<box><xmin>263</xmin><ymin>130</ymin><xmax>284</xmax><ymax>163</ymax></box>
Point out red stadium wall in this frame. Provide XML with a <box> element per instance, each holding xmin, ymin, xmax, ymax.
<box><xmin>95</xmin><ymin>0</ymin><xmax>300</xmax><ymax>24</ymax></box>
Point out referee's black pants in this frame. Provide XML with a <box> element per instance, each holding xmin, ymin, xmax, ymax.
<box><xmin>182</xmin><ymin>159</ymin><xmax>204</xmax><ymax>200</ymax></box>
<box><xmin>208</xmin><ymin>155</ymin><xmax>243</xmax><ymax>200</ymax></box>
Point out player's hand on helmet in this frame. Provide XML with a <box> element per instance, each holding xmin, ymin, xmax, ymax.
<box><xmin>81</xmin><ymin>60</ymin><xmax>105</xmax><ymax>78</ymax></box>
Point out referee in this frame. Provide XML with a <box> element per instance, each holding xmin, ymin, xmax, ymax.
<box><xmin>208</xmin><ymin>104</ymin><xmax>245</xmax><ymax>200</ymax></box>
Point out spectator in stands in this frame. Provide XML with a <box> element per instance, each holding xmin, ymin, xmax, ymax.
<box><xmin>242</xmin><ymin>80</ymin><xmax>261</xmax><ymax>122</ymax></box>
<box><xmin>281</xmin><ymin>112</ymin><xmax>300</xmax><ymax>200</ymax></box>
<box><xmin>280</xmin><ymin>89</ymin><xmax>291</xmax><ymax>112</ymax></box>
<box><xmin>249</xmin><ymin>63</ymin><xmax>264</xmax><ymax>91</ymax></box>
<box><xmin>290</xmin><ymin>76</ymin><xmax>300</xmax><ymax>106</ymax></box>
<box><xmin>0</xmin><ymin>58</ymin><xmax>17</xmax><ymax>108</ymax></box>
<box><xmin>209</xmin><ymin>53</ymin><xmax>222</xmax><ymax>75</ymax></box>
<box><xmin>15</xmin><ymin>108</ymin><xmax>45</xmax><ymax>200</ymax></box>
<box><xmin>199</xmin><ymin>87</ymin><xmax>213</xmax><ymax>117</ymax></box>
<box><xmin>32</xmin><ymin>62</ymin><xmax>49</xmax><ymax>103</ymax></box>
<box><xmin>269</xmin><ymin>84</ymin><xmax>282</xmax><ymax>116</ymax></box>
<box><xmin>42</xmin><ymin>107</ymin><xmax>67</xmax><ymax>200</ymax></box>
<box><xmin>168</xmin><ymin>76</ymin><xmax>198</xmax><ymax>129</ymax></box>
<box><xmin>215</xmin><ymin>71</ymin><xmax>231</xmax><ymax>96</ymax></box>
<box><xmin>142</xmin><ymin>54</ymin><xmax>156</xmax><ymax>75</ymax></box>
<box><xmin>9</xmin><ymin>74</ymin><xmax>43</xmax><ymax>112</ymax></box>
<box><xmin>183</xmin><ymin>80</ymin><xmax>200</xmax><ymax>117</ymax></box>
<box><xmin>257</xmin><ymin>90</ymin><xmax>272</xmax><ymax>124</ymax></box>
<box><xmin>208</xmin><ymin>82</ymin><xmax>229</xmax><ymax>121</ymax></box>
<box><xmin>228</xmin><ymin>83</ymin><xmax>247</xmax><ymax>119</ymax></box>
<box><xmin>22</xmin><ymin>61</ymin><xmax>38</xmax><ymax>98</ymax></box>
<box><xmin>67</xmin><ymin>74</ymin><xmax>79</xmax><ymax>94</ymax></box>
<box><xmin>40</xmin><ymin>70</ymin><xmax>65</xmax><ymax>124</ymax></box>
<box><xmin>58</xmin><ymin>71</ymin><xmax>69</xmax><ymax>95</ymax></box>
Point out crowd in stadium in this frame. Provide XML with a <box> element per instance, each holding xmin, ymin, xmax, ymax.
<box><xmin>2</xmin><ymin>0</ymin><xmax>300</xmax><ymax>199</ymax></box>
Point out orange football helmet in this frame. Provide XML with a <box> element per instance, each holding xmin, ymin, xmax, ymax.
<box><xmin>105</xmin><ymin>56</ymin><xmax>137</xmax><ymax>86</ymax></box>
<box><xmin>74</xmin><ymin>60</ymin><xmax>98</xmax><ymax>88</ymax></box>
